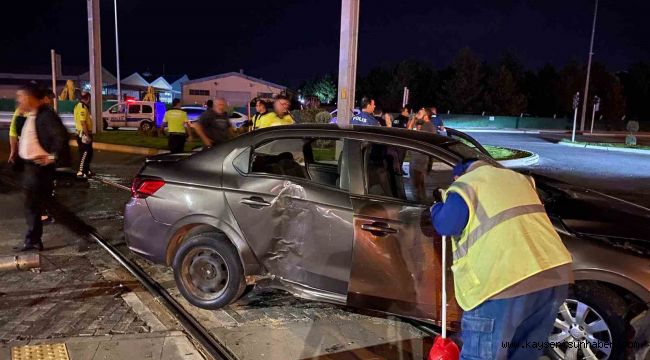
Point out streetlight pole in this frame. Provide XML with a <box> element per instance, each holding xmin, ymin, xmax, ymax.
<box><xmin>580</xmin><ymin>0</ymin><xmax>599</xmax><ymax>131</ymax></box>
<box><xmin>87</xmin><ymin>0</ymin><xmax>103</xmax><ymax>133</ymax></box>
<box><xmin>590</xmin><ymin>95</ymin><xmax>600</xmax><ymax>133</ymax></box>
<box><xmin>572</xmin><ymin>92</ymin><xmax>580</xmax><ymax>142</ymax></box>
<box><xmin>114</xmin><ymin>0</ymin><xmax>121</xmax><ymax>102</ymax></box>
<box><xmin>336</xmin><ymin>0</ymin><xmax>360</xmax><ymax>127</ymax></box>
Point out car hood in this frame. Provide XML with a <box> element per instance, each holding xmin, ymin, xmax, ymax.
<box><xmin>533</xmin><ymin>174</ymin><xmax>650</xmax><ymax>256</ymax></box>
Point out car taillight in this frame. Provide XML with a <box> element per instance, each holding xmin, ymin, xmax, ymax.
<box><xmin>131</xmin><ymin>177</ymin><xmax>165</xmax><ymax>199</ymax></box>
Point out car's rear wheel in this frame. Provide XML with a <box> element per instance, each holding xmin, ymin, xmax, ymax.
<box><xmin>112</xmin><ymin>126</ymin><xmax>119</xmax><ymax>130</ymax></box>
<box><xmin>173</xmin><ymin>232</ymin><xmax>245</xmax><ymax>309</ymax></box>
<box><xmin>547</xmin><ymin>283</ymin><xmax>627</xmax><ymax>360</ymax></box>
<box><xmin>139</xmin><ymin>121</ymin><xmax>153</xmax><ymax>132</ymax></box>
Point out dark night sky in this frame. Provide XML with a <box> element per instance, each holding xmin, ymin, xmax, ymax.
<box><xmin>1</xmin><ymin>0</ymin><xmax>649</xmax><ymax>87</ymax></box>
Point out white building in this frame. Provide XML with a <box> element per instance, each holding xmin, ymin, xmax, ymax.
<box><xmin>182</xmin><ymin>71</ymin><xmax>286</xmax><ymax>107</ymax></box>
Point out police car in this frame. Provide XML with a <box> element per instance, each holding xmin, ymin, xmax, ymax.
<box><xmin>181</xmin><ymin>106</ymin><xmax>250</xmax><ymax>128</ymax></box>
<box><xmin>102</xmin><ymin>101</ymin><xmax>166</xmax><ymax>131</ymax></box>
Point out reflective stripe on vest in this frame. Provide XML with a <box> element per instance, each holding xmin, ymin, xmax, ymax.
<box><xmin>444</xmin><ymin>164</ymin><xmax>573</xmax><ymax>310</ymax></box>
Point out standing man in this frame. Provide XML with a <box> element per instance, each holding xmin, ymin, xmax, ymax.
<box><xmin>162</xmin><ymin>98</ymin><xmax>189</xmax><ymax>154</ymax></box>
<box><xmin>392</xmin><ymin>105</ymin><xmax>411</xmax><ymax>128</ymax></box>
<box><xmin>256</xmin><ymin>94</ymin><xmax>295</xmax><ymax>128</ymax></box>
<box><xmin>16</xmin><ymin>83</ymin><xmax>70</xmax><ymax>251</ymax></box>
<box><xmin>350</xmin><ymin>97</ymin><xmax>380</xmax><ymax>126</ymax></box>
<box><xmin>193</xmin><ymin>97</ymin><xmax>232</xmax><ymax>148</ymax></box>
<box><xmin>431</xmin><ymin>160</ymin><xmax>573</xmax><ymax>360</ymax></box>
<box><xmin>430</xmin><ymin>106</ymin><xmax>446</xmax><ymax>134</ymax></box>
<box><xmin>251</xmin><ymin>99</ymin><xmax>270</xmax><ymax>129</ymax></box>
<box><xmin>407</xmin><ymin>108</ymin><xmax>436</xmax><ymax>201</ymax></box>
<box><xmin>73</xmin><ymin>92</ymin><xmax>94</xmax><ymax>178</ymax></box>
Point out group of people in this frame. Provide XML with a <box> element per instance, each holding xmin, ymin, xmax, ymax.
<box><xmin>161</xmin><ymin>94</ymin><xmax>295</xmax><ymax>154</ymax></box>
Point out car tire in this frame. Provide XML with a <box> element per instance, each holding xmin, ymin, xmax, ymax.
<box><xmin>139</xmin><ymin>121</ymin><xmax>153</xmax><ymax>132</ymax></box>
<box><xmin>547</xmin><ymin>282</ymin><xmax>628</xmax><ymax>360</ymax></box>
<box><xmin>172</xmin><ymin>232</ymin><xmax>245</xmax><ymax>310</ymax></box>
<box><xmin>112</xmin><ymin>126</ymin><xmax>119</xmax><ymax>131</ymax></box>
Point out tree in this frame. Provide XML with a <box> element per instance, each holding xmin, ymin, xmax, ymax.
<box><xmin>300</xmin><ymin>74</ymin><xmax>337</xmax><ymax>104</ymax></box>
<box><xmin>620</xmin><ymin>62</ymin><xmax>650</xmax><ymax>120</ymax></box>
<box><xmin>524</xmin><ymin>64</ymin><xmax>561</xmax><ymax>117</ymax></box>
<box><xmin>485</xmin><ymin>65</ymin><xmax>528</xmax><ymax>115</ymax></box>
<box><xmin>439</xmin><ymin>48</ymin><xmax>485</xmax><ymax>113</ymax></box>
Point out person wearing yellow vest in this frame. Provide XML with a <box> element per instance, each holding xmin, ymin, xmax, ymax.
<box><xmin>255</xmin><ymin>94</ymin><xmax>294</xmax><ymax>128</ymax></box>
<box><xmin>251</xmin><ymin>99</ymin><xmax>270</xmax><ymax>130</ymax></box>
<box><xmin>430</xmin><ymin>160</ymin><xmax>573</xmax><ymax>360</ymax></box>
<box><xmin>73</xmin><ymin>92</ymin><xmax>94</xmax><ymax>178</ymax></box>
<box><xmin>8</xmin><ymin>107</ymin><xmax>27</xmax><ymax>166</ymax></box>
<box><xmin>162</xmin><ymin>98</ymin><xmax>189</xmax><ymax>154</ymax></box>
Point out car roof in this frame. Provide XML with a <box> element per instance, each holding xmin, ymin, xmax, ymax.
<box><xmin>249</xmin><ymin>123</ymin><xmax>455</xmax><ymax>146</ymax></box>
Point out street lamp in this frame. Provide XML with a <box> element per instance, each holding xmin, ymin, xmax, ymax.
<box><xmin>590</xmin><ymin>95</ymin><xmax>600</xmax><ymax>133</ymax></box>
<box><xmin>572</xmin><ymin>92</ymin><xmax>580</xmax><ymax>142</ymax></box>
<box><xmin>580</xmin><ymin>0</ymin><xmax>599</xmax><ymax>131</ymax></box>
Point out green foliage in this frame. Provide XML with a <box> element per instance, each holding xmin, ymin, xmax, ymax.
<box><xmin>439</xmin><ymin>48</ymin><xmax>485</xmax><ymax>113</ymax></box>
<box><xmin>315</xmin><ymin>111</ymin><xmax>332</xmax><ymax>124</ymax></box>
<box><xmin>300</xmin><ymin>74</ymin><xmax>337</xmax><ymax>104</ymax></box>
<box><xmin>485</xmin><ymin>65</ymin><xmax>528</xmax><ymax>116</ymax></box>
<box><xmin>627</xmin><ymin>120</ymin><xmax>640</xmax><ymax>133</ymax></box>
<box><xmin>294</xmin><ymin>108</ymin><xmax>322</xmax><ymax>123</ymax></box>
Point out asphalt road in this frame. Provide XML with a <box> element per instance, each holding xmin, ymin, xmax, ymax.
<box><xmin>468</xmin><ymin>131</ymin><xmax>650</xmax><ymax>207</ymax></box>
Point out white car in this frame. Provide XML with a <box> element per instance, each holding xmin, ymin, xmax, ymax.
<box><xmin>181</xmin><ymin>106</ymin><xmax>249</xmax><ymax>128</ymax></box>
<box><xmin>102</xmin><ymin>101</ymin><xmax>166</xmax><ymax>131</ymax></box>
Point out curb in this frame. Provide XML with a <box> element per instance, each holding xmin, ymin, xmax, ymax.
<box><xmin>498</xmin><ymin>151</ymin><xmax>540</xmax><ymax>168</ymax></box>
<box><xmin>558</xmin><ymin>141</ymin><xmax>650</xmax><ymax>155</ymax></box>
<box><xmin>68</xmin><ymin>139</ymin><xmax>167</xmax><ymax>156</ymax></box>
<box><xmin>457</xmin><ymin>128</ymin><xmax>544</xmax><ymax>134</ymax></box>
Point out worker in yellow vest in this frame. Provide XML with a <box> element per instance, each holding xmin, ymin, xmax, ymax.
<box><xmin>251</xmin><ymin>99</ymin><xmax>270</xmax><ymax>130</ymax></box>
<box><xmin>162</xmin><ymin>98</ymin><xmax>189</xmax><ymax>153</ymax></box>
<box><xmin>73</xmin><ymin>93</ymin><xmax>94</xmax><ymax>178</ymax></box>
<box><xmin>255</xmin><ymin>94</ymin><xmax>294</xmax><ymax>128</ymax></box>
<box><xmin>430</xmin><ymin>160</ymin><xmax>573</xmax><ymax>360</ymax></box>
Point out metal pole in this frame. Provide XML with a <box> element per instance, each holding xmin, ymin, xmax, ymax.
<box><xmin>572</xmin><ymin>92</ymin><xmax>580</xmax><ymax>142</ymax></box>
<box><xmin>580</xmin><ymin>0</ymin><xmax>599</xmax><ymax>131</ymax></box>
<box><xmin>114</xmin><ymin>0</ymin><xmax>121</xmax><ymax>102</ymax></box>
<box><xmin>590</xmin><ymin>103</ymin><xmax>597</xmax><ymax>134</ymax></box>
<box><xmin>336</xmin><ymin>0</ymin><xmax>360</xmax><ymax>126</ymax></box>
<box><xmin>87</xmin><ymin>0</ymin><xmax>103</xmax><ymax>134</ymax></box>
<box><xmin>50</xmin><ymin>49</ymin><xmax>58</xmax><ymax>112</ymax></box>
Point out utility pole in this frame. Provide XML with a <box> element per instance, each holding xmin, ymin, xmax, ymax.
<box><xmin>336</xmin><ymin>0</ymin><xmax>360</xmax><ymax>126</ymax></box>
<box><xmin>580</xmin><ymin>0</ymin><xmax>599</xmax><ymax>131</ymax></box>
<box><xmin>87</xmin><ymin>0</ymin><xmax>103</xmax><ymax>134</ymax></box>
<box><xmin>50</xmin><ymin>49</ymin><xmax>58</xmax><ymax>112</ymax></box>
<box><xmin>402</xmin><ymin>87</ymin><xmax>409</xmax><ymax>107</ymax></box>
<box><xmin>572</xmin><ymin>92</ymin><xmax>580</xmax><ymax>142</ymax></box>
<box><xmin>114</xmin><ymin>0</ymin><xmax>121</xmax><ymax>102</ymax></box>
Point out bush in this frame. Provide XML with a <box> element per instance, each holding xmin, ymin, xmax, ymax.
<box><xmin>315</xmin><ymin>111</ymin><xmax>332</xmax><ymax>124</ymax></box>
<box><xmin>294</xmin><ymin>108</ymin><xmax>323</xmax><ymax>124</ymax></box>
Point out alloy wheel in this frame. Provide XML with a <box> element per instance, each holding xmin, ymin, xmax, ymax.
<box><xmin>549</xmin><ymin>299</ymin><xmax>613</xmax><ymax>360</ymax></box>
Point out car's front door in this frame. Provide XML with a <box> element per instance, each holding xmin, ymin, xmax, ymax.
<box><xmin>346</xmin><ymin>140</ymin><xmax>463</xmax><ymax>326</ymax></box>
<box><xmin>126</xmin><ymin>104</ymin><xmax>142</xmax><ymax>128</ymax></box>
<box><xmin>108</xmin><ymin>104</ymin><xmax>127</xmax><ymax>127</ymax></box>
<box><xmin>223</xmin><ymin>136</ymin><xmax>354</xmax><ymax>295</ymax></box>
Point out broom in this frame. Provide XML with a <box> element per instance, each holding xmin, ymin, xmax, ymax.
<box><xmin>428</xmin><ymin>235</ymin><xmax>460</xmax><ymax>360</ymax></box>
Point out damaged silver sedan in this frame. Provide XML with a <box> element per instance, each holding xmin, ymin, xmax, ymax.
<box><xmin>124</xmin><ymin>124</ymin><xmax>650</xmax><ymax>360</ymax></box>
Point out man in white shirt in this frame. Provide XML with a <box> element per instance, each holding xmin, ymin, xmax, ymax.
<box><xmin>15</xmin><ymin>83</ymin><xmax>70</xmax><ymax>252</ymax></box>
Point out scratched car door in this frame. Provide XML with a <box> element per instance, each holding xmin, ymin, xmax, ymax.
<box><xmin>346</xmin><ymin>141</ymin><xmax>462</xmax><ymax>326</ymax></box>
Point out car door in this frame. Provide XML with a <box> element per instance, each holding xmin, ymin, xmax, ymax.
<box><xmin>346</xmin><ymin>140</ymin><xmax>463</xmax><ymax>327</ymax></box>
<box><xmin>108</xmin><ymin>104</ymin><xmax>127</xmax><ymax>127</ymax></box>
<box><xmin>223</xmin><ymin>136</ymin><xmax>354</xmax><ymax>295</ymax></box>
<box><xmin>126</xmin><ymin>104</ymin><xmax>142</xmax><ymax>128</ymax></box>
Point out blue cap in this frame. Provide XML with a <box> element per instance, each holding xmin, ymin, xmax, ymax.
<box><xmin>453</xmin><ymin>160</ymin><xmax>475</xmax><ymax>178</ymax></box>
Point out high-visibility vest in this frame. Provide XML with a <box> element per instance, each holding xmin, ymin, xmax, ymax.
<box><xmin>73</xmin><ymin>102</ymin><xmax>92</xmax><ymax>132</ymax></box>
<box><xmin>163</xmin><ymin>109</ymin><xmax>188</xmax><ymax>134</ymax></box>
<box><xmin>444</xmin><ymin>163</ymin><xmax>572</xmax><ymax>310</ymax></box>
<box><xmin>256</xmin><ymin>112</ymin><xmax>294</xmax><ymax>128</ymax></box>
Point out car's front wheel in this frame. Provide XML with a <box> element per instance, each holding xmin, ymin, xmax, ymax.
<box><xmin>548</xmin><ymin>283</ymin><xmax>628</xmax><ymax>360</ymax></box>
<box><xmin>139</xmin><ymin>121</ymin><xmax>153</xmax><ymax>132</ymax></box>
<box><xmin>173</xmin><ymin>232</ymin><xmax>245</xmax><ymax>309</ymax></box>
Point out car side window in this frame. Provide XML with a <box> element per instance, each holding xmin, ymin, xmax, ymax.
<box><xmin>251</xmin><ymin>139</ymin><xmax>308</xmax><ymax>179</ymax></box>
<box><xmin>128</xmin><ymin>104</ymin><xmax>141</xmax><ymax>114</ymax></box>
<box><xmin>142</xmin><ymin>105</ymin><xmax>153</xmax><ymax>114</ymax></box>
<box><xmin>364</xmin><ymin>143</ymin><xmax>453</xmax><ymax>205</ymax></box>
<box><xmin>230</xmin><ymin>112</ymin><xmax>242</xmax><ymax>119</ymax></box>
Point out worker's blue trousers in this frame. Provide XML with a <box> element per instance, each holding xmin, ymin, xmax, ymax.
<box><xmin>459</xmin><ymin>285</ymin><xmax>568</xmax><ymax>360</ymax></box>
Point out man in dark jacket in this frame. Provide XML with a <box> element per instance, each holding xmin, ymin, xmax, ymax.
<box><xmin>14</xmin><ymin>83</ymin><xmax>70</xmax><ymax>251</ymax></box>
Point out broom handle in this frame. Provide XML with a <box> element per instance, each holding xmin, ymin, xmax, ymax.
<box><xmin>441</xmin><ymin>235</ymin><xmax>447</xmax><ymax>339</ymax></box>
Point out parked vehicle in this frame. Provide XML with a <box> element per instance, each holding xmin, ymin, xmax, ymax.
<box><xmin>329</xmin><ymin>108</ymin><xmax>361</xmax><ymax>124</ymax></box>
<box><xmin>102</xmin><ymin>101</ymin><xmax>167</xmax><ymax>131</ymax></box>
<box><xmin>181</xmin><ymin>106</ymin><xmax>249</xmax><ymax>128</ymax></box>
<box><xmin>124</xmin><ymin>124</ymin><xmax>650</xmax><ymax>360</ymax></box>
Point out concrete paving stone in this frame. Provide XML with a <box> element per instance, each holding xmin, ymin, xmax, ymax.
<box><xmin>90</xmin><ymin>335</ymin><xmax>166</xmax><ymax>360</ymax></box>
<box><xmin>160</xmin><ymin>335</ymin><xmax>205</xmax><ymax>360</ymax></box>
